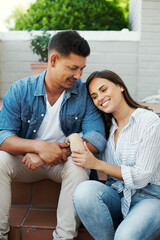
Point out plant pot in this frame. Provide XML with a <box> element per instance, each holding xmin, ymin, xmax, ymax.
<box><xmin>31</xmin><ymin>62</ymin><xmax>48</xmax><ymax>75</ymax></box>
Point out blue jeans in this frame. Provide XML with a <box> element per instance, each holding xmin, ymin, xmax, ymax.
<box><xmin>73</xmin><ymin>180</ymin><xmax>160</xmax><ymax>240</ymax></box>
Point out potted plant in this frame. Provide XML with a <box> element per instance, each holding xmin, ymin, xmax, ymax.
<box><xmin>30</xmin><ymin>30</ymin><xmax>51</xmax><ymax>75</ymax></box>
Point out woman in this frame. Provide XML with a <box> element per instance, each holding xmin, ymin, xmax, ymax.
<box><xmin>67</xmin><ymin>70</ymin><xmax>160</xmax><ymax>240</ymax></box>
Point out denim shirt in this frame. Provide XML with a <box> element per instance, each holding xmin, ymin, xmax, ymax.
<box><xmin>0</xmin><ymin>70</ymin><xmax>106</xmax><ymax>153</ymax></box>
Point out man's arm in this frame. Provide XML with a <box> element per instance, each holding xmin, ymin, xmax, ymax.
<box><xmin>0</xmin><ymin>135</ymin><xmax>69</xmax><ymax>165</ymax></box>
<box><xmin>80</xmin><ymin>91</ymin><xmax>106</xmax><ymax>154</ymax></box>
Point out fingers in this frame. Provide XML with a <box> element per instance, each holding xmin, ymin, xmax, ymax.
<box><xmin>48</xmin><ymin>157</ymin><xmax>63</xmax><ymax>166</ymax></box>
<box><xmin>22</xmin><ymin>153</ymin><xmax>45</xmax><ymax>170</ymax></box>
<box><xmin>84</xmin><ymin>142</ymin><xmax>89</xmax><ymax>152</ymax></box>
<box><xmin>58</xmin><ymin>142</ymin><xmax>69</xmax><ymax>148</ymax></box>
<box><xmin>61</xmin><ymin>151</ymin><xmax>67</xmax><ymax>162</ymax></box>
<box><xmin>22</xmin><ymin>155</ymin><xmax>26</xmax><ymax>163</ymax></box>
<box><xmin>71</xmin><ymin>152</ymin><xmax>83</xmax><ymax>158</ymax></box>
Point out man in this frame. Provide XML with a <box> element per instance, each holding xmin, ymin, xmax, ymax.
<box><xmin>0</xmin><ymin>30</ymin><xmax>106</xmax><ymax>240</ymax></box>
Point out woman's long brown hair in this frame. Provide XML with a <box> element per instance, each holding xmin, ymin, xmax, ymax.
<box><xmin>86</xmin><ymin>70</ymin><xmax>150</xmax><ymax>139</ymax></box>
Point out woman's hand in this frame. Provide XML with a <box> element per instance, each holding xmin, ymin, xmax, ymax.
<box><xmin>71</xmin><ymin>142</ymin><xmax>98</xmax><ymax>169</ymax></box>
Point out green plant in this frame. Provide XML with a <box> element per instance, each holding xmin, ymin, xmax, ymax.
<box><xmin>30</xmin><ymin>30</ymin><xmax>51</xmax><ymax>62</ymax></box>
<box><xmin>12</xmin><ymin>0</ymin><xmax>128</xmax><ymax>31</ymax></box>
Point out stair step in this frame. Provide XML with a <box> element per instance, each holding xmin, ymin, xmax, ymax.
<box><xmin>9</xmin><ymin>177</ymin><xmax>160</xmax><ymax>240</ymax></box>
<box><xmin>9</xmin><ymin>205</ymin><xmax>160</xmax><ymax>240</ymax></box>
<box><xmin>11</xmin><ymin>172</ymin><xmax>106</xmax><ymax>207</ymax></box>
<box><xmin>10</xmin><ymin>179</ymin><xmax>94</xmax><ymax>240</ymax></box>
<box><xmin>11</xmin><ymin>180</ymin><xmax>61</xmax><ymax>208</ymax></box>
<box><xmin>9</xmin><ymin>205</ymin><xmax>94</xmax><ymax>240</ymax></box>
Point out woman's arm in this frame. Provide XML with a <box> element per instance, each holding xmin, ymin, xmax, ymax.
<box><xmin>71</xmin><ymin>141</ymin><xmax>123</xmax><ymax>180</ymax></box>
<box><xmin>65</xmin><ymin>133</ymin><xmax>99</xmax><ymax>154</ymax></box>
<box><xmin>65</xmin><ymin>133</ymin><xmax>85</xmax><ymax>153</ymax></box>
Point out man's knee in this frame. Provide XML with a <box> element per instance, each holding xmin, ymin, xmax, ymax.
<box><xmin>0</xmin><ymin>151</ymin><xmax>11</xmax><ymax>170</ymax></box>
<box><xmin>0</xmin><ymin>151</ymin><xmax>18</xmax><ymax>177</ymax></box>
<box><xmin>62</xmin><ymin>156</ymin><xmax>90</xmax><ymax>182</ymax></box>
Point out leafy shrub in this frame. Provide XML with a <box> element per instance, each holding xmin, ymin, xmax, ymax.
<box><xmin>13</xmin><ymin>0</ymin><xmax>128</xmax><ymax>31</ymax></box>
<box><xmin>30</xmin><ymin>30</ymin><xmax>51</xmax><ymax>62</ymax></box>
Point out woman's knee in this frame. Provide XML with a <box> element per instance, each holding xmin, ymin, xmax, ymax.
<box><xmin>73</xmin><ymin>180</ymin><xmax>104</xmax><ymax>209</ymax></box>
<box><xmin>115</xmin><ymin>225</ymin><xmax>142</xmax><ymax>240</ymax></box>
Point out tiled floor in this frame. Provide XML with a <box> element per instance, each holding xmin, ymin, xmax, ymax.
<box><xmin>9</xmin><ymin>179</ymin><xmax>94</xmax><ymax>240</ymax></box>
<box><xmin>9</xmin><ymin>205</ymin><xmax>94</xmax><ymax>240</ymax></box>
<box><xmin>32</xmin><ymin>180</ymin><xmax>61</xmax><ymax>208</ymax></box>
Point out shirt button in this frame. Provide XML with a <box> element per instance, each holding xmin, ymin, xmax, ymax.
<box><xmin>41</xmin><ymin>113</ymin><xmax>44</xmax><ymax>117</ymax></box>
<box><xmin>75</xmin><ymin>117</ymin><xmax>78</xmax><ymax>120</ymax></box>
<box><xmin>28</xmin><ymin>120</ymin><xmax>31</xmax><ymax>123</ymax></box>
<box><xmin>33</xmin><ymin>129</ymin><xmax>36</xmax><ymax>133</ymax></box>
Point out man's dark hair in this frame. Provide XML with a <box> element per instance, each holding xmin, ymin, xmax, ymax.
<box><xmin>48</xmin><ymin>30</ymin><xmax>90</xmax><ymax>57</ymax></box>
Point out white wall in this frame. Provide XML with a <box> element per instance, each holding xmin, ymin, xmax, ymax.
<box><xmin>0</xmin><ymin>35</ymin><xmax>2</xmax><ymax>96</ymax></box>
<box><xmin>137</xmin><ymin>0</ymin><xmax>160</xmax><ymax>99</ymax></box>
<box><xmin>0</xmin><ymin>30</ymin><xmax>139</xmax><ymax>99</ymax></box>
<box><xmin>129</xmin><ymin>0</ymin><xmax>142</xmax><ymax>31</ymax></box>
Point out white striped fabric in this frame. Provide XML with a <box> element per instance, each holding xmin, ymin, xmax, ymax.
<box><xmin>102</xmin><ymin>108</ymin><xmax>160</xmax><ymax>217</ymax></box>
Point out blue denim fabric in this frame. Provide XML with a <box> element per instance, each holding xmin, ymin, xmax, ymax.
<box><xmin>0</xmin><ymin>71</ymin><xmax>106</xmax><ymax>152</ymax></box>
<box><xmin>73</xmin><ymin>180</ymin><xmax>160</xmax><ymax>240</ymax></box>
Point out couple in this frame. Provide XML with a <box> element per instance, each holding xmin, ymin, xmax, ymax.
<box><xmin>0</xmin><ymin>30</ymin><xmax>160</xmax><ymax>240</ymax></box>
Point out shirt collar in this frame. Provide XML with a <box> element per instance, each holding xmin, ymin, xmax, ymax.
<box><xmin>34</xmin><ymin>70</ymin><xmax>47</xmax><ymax>96</ymax></box>
<box><xmin>65</xmin><ymin>79</ymin><xmax>81</xmax><ymax>96</ymax></box>
<box><xmin>130</xmin><ymin>108</ymin><xmax>141</xmax><ymax>121</ymax></box>
<box><xmin>34</xmin><ymin>70</ymin><xmax>81</xmax><ymax>97</ymax></box>
<box><xmin>112</xmin><ymin>108</ymin><xmax>140</xmax><ymax>126</ymax></box>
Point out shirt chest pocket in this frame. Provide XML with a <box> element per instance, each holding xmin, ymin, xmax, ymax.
<box><xmin>66</xmin><ymin>114</ymin><xmax>83</xmax><ymax>129</ymax></box>
<box><xmin>21</xmin><ymin>114</ymin><xmax>37</xmax><ymax>126</ymax></box>
<box><xmin>121</xmin><ymin>140</ymin><xmax>142</xmax><ymax>165</ymax></box>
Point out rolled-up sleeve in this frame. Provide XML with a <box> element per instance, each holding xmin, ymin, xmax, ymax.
<box><xmin>0</xmin><ymin>130</ymin><xmax>17</xmax><ymax>145</ymax></box>
<box><xmin>121</xmin><ymin>119</ymin><xmax>160</xmax><ymax>189</ymax></box>
<box><xmin>81</xmin><ymin>95</ymin><xmax>106</xmax><ymax>153</ymax></box>
<box><xmin>0</xmin><ymin>85</ymin><xmax>21</xmax><ymax>145</ymax></box>
<box><xmin>83</xmin><ymin>130</ymin><xmax>106</xmax><ymax>153</ymax></box>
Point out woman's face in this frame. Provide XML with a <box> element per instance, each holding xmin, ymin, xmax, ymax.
<box><xmin>88</xmin><ymin>77</ymin><xmax>124</xmax><ymax>114</ymax></box>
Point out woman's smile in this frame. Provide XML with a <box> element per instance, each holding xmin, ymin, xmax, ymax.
<box><xmin>101</xmin><ymin>99</ymin><xmax>110</xmax><ymax>108</ymax></box>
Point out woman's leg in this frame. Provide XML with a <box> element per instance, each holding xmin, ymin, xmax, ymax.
<box><xmin>114</xmin><ymin>198</ymin><xmax>160</xmax><ymax>240</ymax></box>
<box><xmin>73</xmin><ymin>180</ymin><xmax>122</xmax><ymax>240</ymax></box>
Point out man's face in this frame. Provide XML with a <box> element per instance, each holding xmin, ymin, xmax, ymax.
<box><xmin>51</xmin><ymin>52</ymin><xmax>87</xmax><ymax>89</ymax></box>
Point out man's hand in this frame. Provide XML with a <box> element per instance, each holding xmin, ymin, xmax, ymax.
<box><xmin>37</xmin><ymin>141</ymin><xmax>69</xmax><ymax>165</ymax></box>
<box><xmin>22</xmin><ymin>153</ymin><xmax>45</xmax><ymax>170</ymax></box>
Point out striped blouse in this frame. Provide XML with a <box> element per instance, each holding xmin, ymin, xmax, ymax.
<box><xmin>102</xmin><ymin>108</ymin><xmax>160</xmax><ymax>217</ymax></box>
